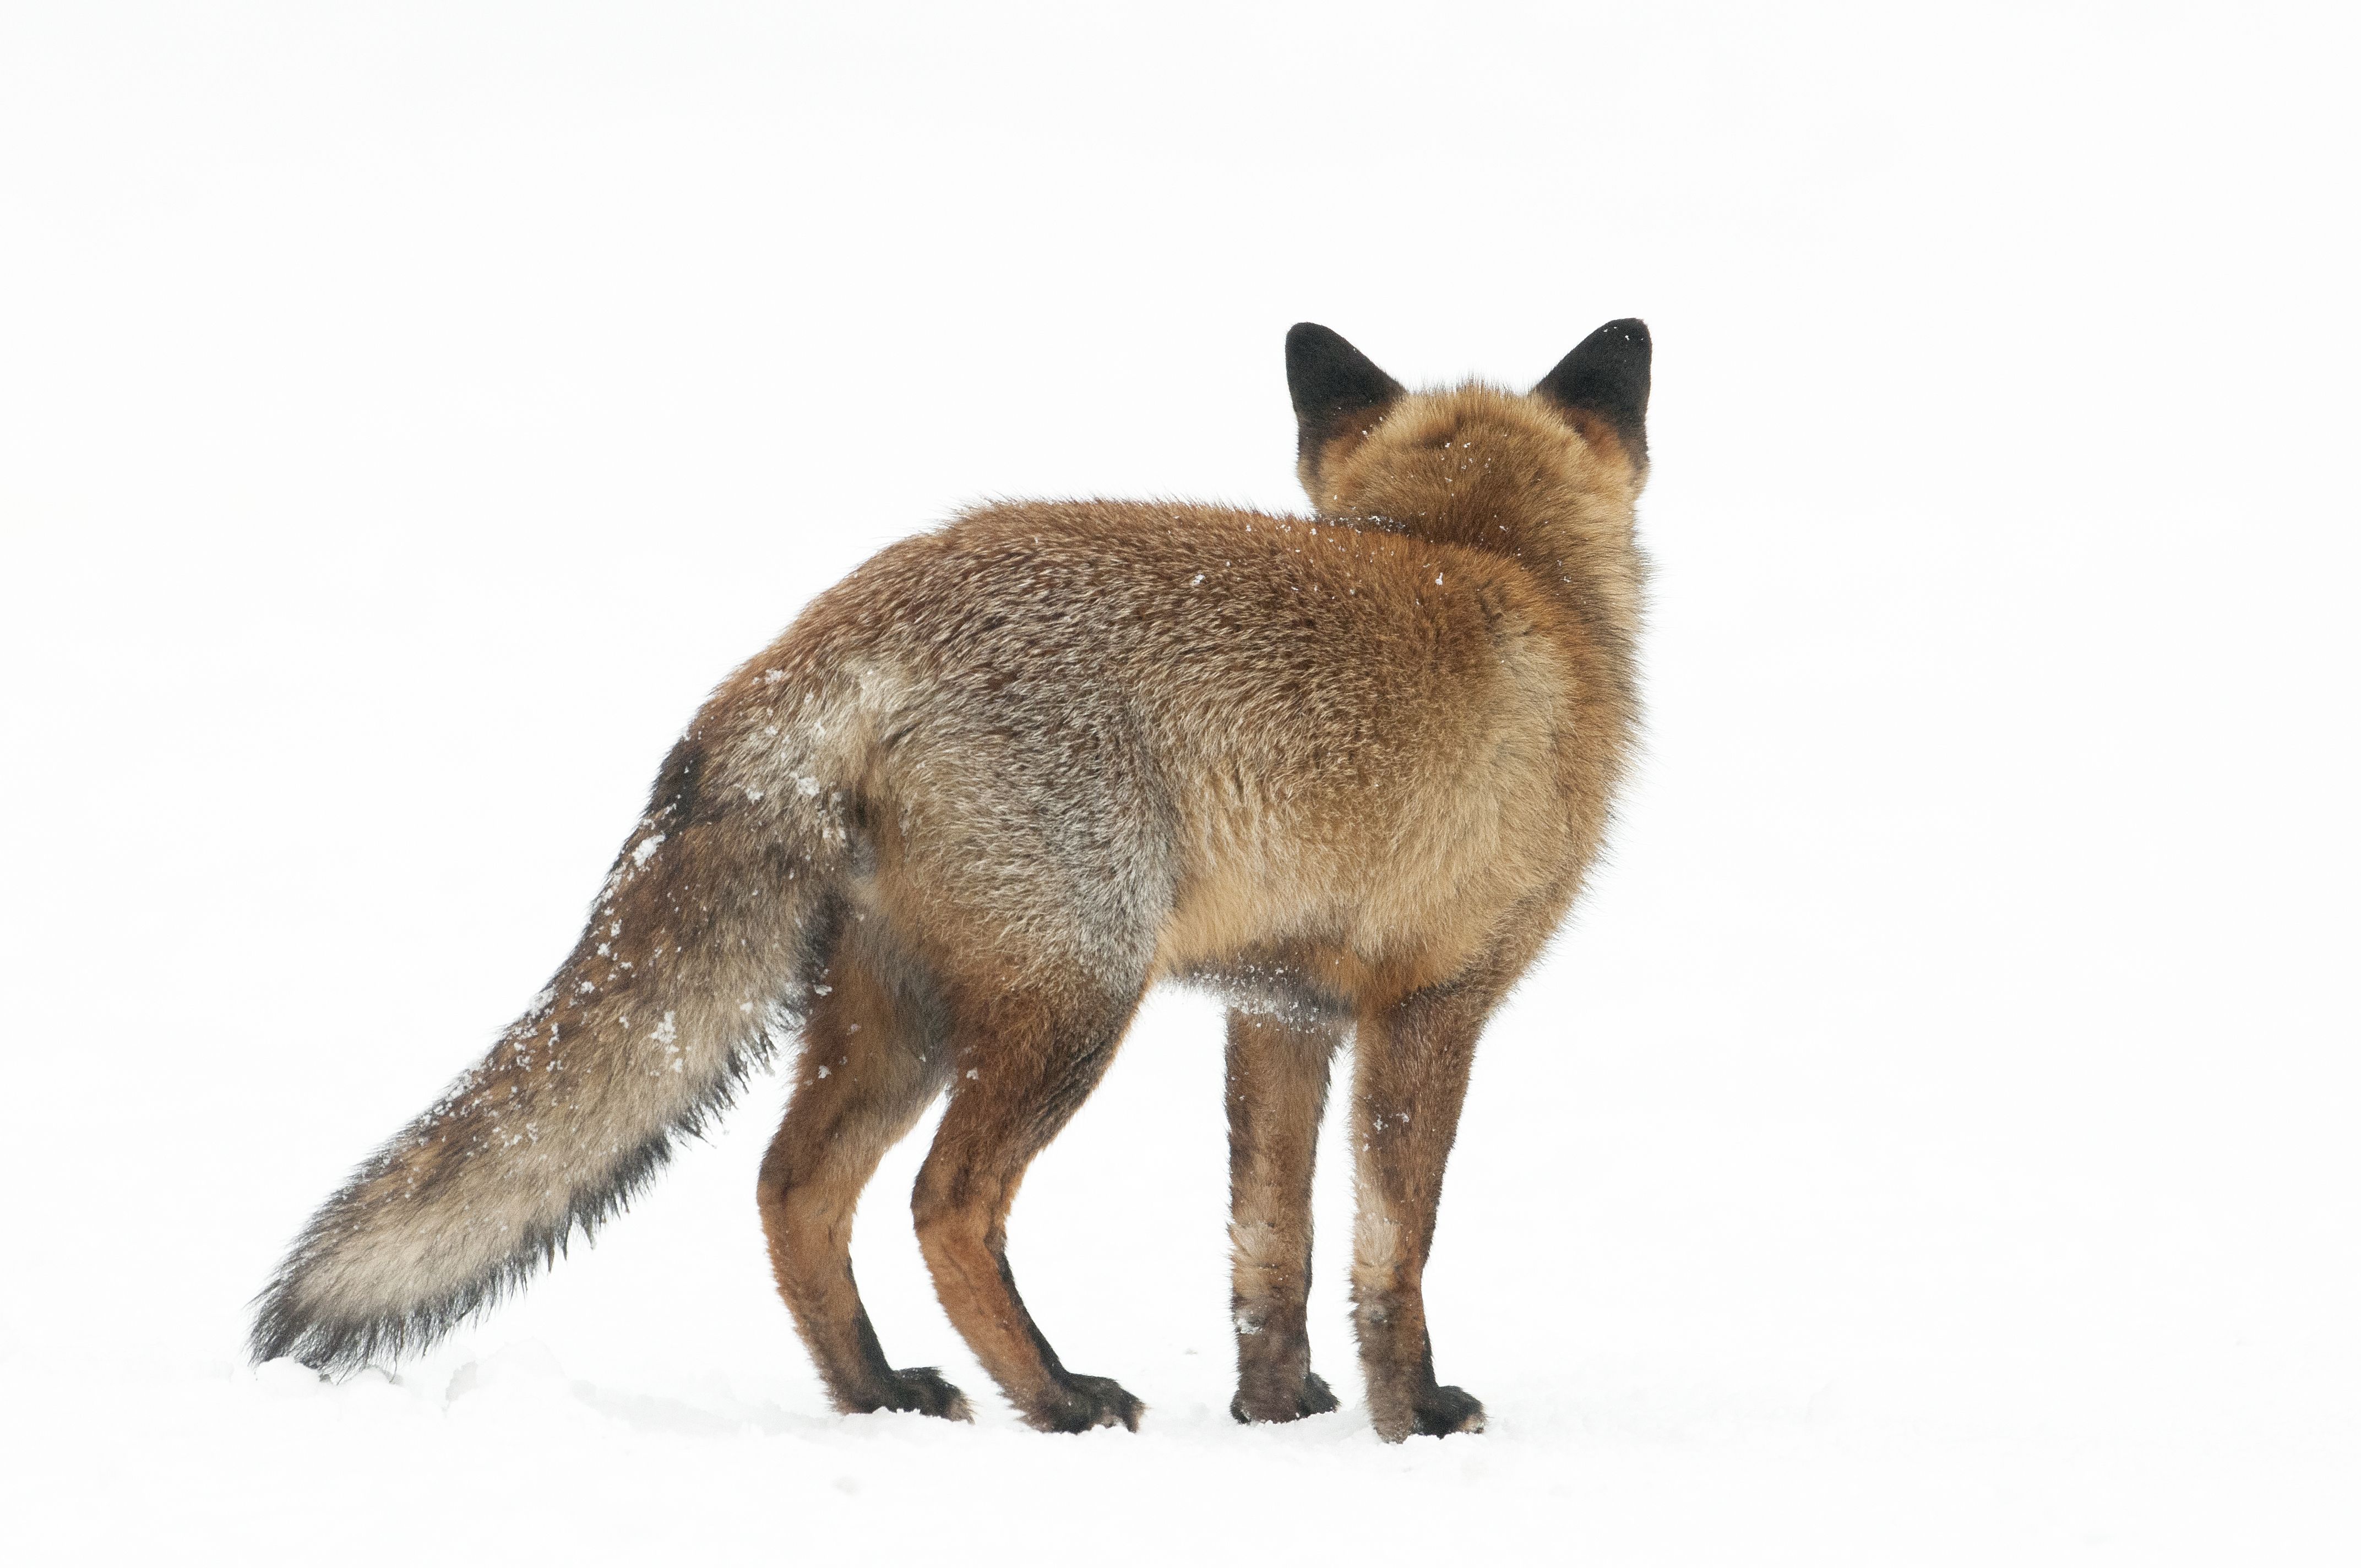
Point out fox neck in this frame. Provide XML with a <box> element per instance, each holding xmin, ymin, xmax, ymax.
<box><xmin>1311</xmin><ymin>390</ymin><xmax>1645</xmax><ymax>652</ymax></box>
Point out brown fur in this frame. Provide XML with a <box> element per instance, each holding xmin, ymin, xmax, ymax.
<box><xmin>253</xmin><ymin>322</ymin><xmax>1650</xmax><ymax>1443</ymax></box>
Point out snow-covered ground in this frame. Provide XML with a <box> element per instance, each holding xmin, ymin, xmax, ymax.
<box><xmin>4</xmin><ymin>5</ymin><xmax>2355</xmax><ymax>1562</ymax></box>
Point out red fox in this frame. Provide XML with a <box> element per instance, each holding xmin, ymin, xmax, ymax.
<box><xmin>251</xmin><ymin>320</ymin><xmax>1651</xmax><ymax>1440</ymax></box>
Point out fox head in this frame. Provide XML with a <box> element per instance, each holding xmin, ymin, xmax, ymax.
<box><xmin>1283</xmin><ymin>319</ymin><xmax>1652</xmax><ymax>546</ymax></box>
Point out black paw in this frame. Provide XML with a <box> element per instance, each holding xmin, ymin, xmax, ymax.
<box><xmin>1029</xmin><ymin>1373</ymin><xmax>1145</xmax><ymax>1434</ymax></box>
<box><xmin>1231</xmin><ymin>1369</ymin><xmax>1340</xmax><ymax>1424</ymax></box>
<box><xmin>1408</xmin><ymin>1383</ymin><xmax>1486</xmax><ymax>1438</ymax></box>
<box><xmin>878</xmin><ymin>1366</ymin><xmax>973</xmax><ymax>1422</ymax></box>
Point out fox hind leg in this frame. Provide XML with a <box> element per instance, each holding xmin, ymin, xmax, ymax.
<box><xmin>756</xmin><ymin>928</ymin><xmax>965</xmax><ymax>1419</ymax></box>
<box><xmin>912</xmin><ymin>977</ymin><xmax>1148</xmax><ymax>1434</ymax></box>
<box><xmin>1225</xmin><ymin>1006</ymin><xmax>1345</xmax><ymax>1423</ymax></box>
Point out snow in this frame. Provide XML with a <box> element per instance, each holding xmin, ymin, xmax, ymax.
<box><xmin>3</xmin><ymin>3</ymin><xmax>2357</xmax><ymax>1564</ymax></box>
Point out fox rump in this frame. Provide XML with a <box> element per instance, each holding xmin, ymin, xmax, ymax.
<box><xmin>252</xmin><ymin>320</ymin><xmax>1651</xmax><ymax>1440</ymax></box>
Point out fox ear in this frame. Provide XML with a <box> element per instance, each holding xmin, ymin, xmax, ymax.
<box><xmin>1286</xmin><ymin>323</ymin><xmax>1405</xmax><ymax>475</ymax></box>
<box><xmin>1534</xmin><ymin>319</ymin><xmax>1651</xmax><ymax>465</ymax></box>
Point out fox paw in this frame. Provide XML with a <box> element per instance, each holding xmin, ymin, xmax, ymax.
<box><xmin>1370</xmin><ymin>1380</ymin><xmax>1487</xmax><ymax>1442</ymax></box>
<box><xmin>1407</xmin><ymin>1384</ymin><xmax>1486</xmax><ymax>1438</ymax></box>
<box><xmin>878</xmin><ymin>1366</ymin><xmax>972</xmax><ymax>1422</ymax></box>
<box><xmin>1029</xmin><ymin>1373</ymin><xmax>1145</xmax><ymax>1434</ymax></box>
<box><xmin>1231</xmin><ymin>1369</ymin><xmax>1339</xmax><ymax>1424</ymax></box>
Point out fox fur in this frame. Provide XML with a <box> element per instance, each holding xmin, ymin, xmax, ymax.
<box><xmin>251</xmin><ymin>319</ymin><xmax>1652</xmax><ymax>1441</ymax></box>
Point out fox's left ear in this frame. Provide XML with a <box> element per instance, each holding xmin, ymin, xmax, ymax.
<box><xmin>1287</xmin><ymin>323</ymin><xmax>1405</xmax><ymax>478</ymax></box>
<box><xmin>1534</xmin><ymin>319</ymin><xmax>1651</xmax><ymax>466</ymax></box>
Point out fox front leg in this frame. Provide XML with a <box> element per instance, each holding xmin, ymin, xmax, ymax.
<box><xmin>1347</xmin><ymin>981</ymin><xmax>1493</xmax><ymax>1440</ymax></box>
<box><xmin>1224</xmin><ymin>1007</ymin><xmax>1345</xmax><ymax>1423</ymax></box>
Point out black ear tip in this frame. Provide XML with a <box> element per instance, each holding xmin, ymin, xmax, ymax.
<box><xmin>1593</xmin><ymin>318</ymin><xmax>1651</xmax><ymax>352</ymax></box>
<box><xmin>1285</xmin><ymin>323</ymin><xmax>1399</xmax><ymax>398</ymax></box>
<box><xmin>1287</xmin><ymin>322</ymin><xmax>1343</xmax><ymax>355</ymax></box>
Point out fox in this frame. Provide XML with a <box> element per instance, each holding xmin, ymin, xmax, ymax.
<box><xmin>250</xmin><ymin>319</ymin><xmax>1651</xmax><ymax>1441</ymax></box>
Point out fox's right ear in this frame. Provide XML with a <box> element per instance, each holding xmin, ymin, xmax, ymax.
<box><xmin>1534</xmin><ymin>318</ymin><xmax>1652</xmax><ymax>467</ymax></box>
<box><xmin>1286</xmin><ymin>323</ymin><xmax>1404</xmax><ymax>481</ymax></box>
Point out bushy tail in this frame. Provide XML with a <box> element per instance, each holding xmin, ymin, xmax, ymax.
<box><xmin>251</xmin><ymin>730</ymin><xmax>839</xmax><ymax>1371</ymax></box>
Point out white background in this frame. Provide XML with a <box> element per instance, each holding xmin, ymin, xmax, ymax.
<box><xmin>3</xmin><ymin>3</ymin><xmax>2355</xmax><ymax>1562</ymax></box>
